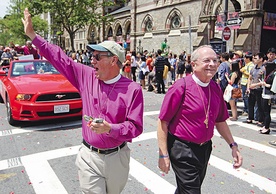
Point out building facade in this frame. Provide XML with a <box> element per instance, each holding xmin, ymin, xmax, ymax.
<box><xmin>69</xmin><ymin>0</ymin><xmax>275</xmax><ymax>55</ymax></box>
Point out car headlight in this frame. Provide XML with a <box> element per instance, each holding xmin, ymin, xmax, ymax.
<box><xmin>16</xmin><ymin>94</ymin><xmax>32</xmax><ymax>101</ymax></box>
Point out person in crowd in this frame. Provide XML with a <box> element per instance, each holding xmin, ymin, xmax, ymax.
<box><xmin>1</xmin><ymin>47</ymin><xmax>13</xmax><ymax>65</ymax></box>
<box><xmin>15</xmin><ymin>40</ymin><xmax>39</xmax><ymax>59</ymax></box>
<box><xmin>9</xmin><ymin>42</ymin><xmax>19</xmax><ymax>59</ymax></box>
<box><xmin>82</xmin><ymin>50</ymin><xmax>90</xmax><ymax>66</ymax></box>
<box><xmin>130</xmin><ymin>50</ymin><xmax>138</xmax><ymax>82</ymax></box>
<box><xmin>244</xmin><ymin>52</ymin><xmax>266</xmax><ymax>126</ymax></box>
<box><xmin>240</xmin><ymin>51</ymin><xmax>255</xmax><ymax>116</ymax></box>
<box><xmin>138</xmin><ymin>55</ymin><xmax>147</xmax><ymax>89</ymax></box>
<box><xmin>185</xmin><ymin>63</ymin><xmax>193</xmax><ymax>76</ymax></box>
<box><xmin>168</xmin><ymin>53</ymin><xmax>177</xmax><ymax>82</ymax></box>
<box><xmin>154</xmin><ymin>49</ymin><xmax>167</xmax><ymax>94</ymax></box>
<box><xmin>185</xmin><ymin>54</ymin><xmax>193</xmax><ymax>76</ymax></box>
<box><xmin>123</xmin><ymin>52</ymin><xmax>132</xmax><ymax>79</ymax></box>
<box><xmin>225</xmin><ymin>61</ymin><xmax>242</xmax><ymax>121</ymax></box>
<box><xmin>176</xmin><ymin>54</ymin><xmax>185</xmax><ymax>80</ymax></box>
<box><xmin>258</xmin><ymin>59</ymin><xmax>276</xmax><ymax>134</ymax></box>
<box><xmin>163</xmin><ymin>55</ymin><xmax>171</xmax><ymax>87</ymax></box>
<box><xmin>145</xmin><ymin>53</ymin><xmax>153</xmax><ymax>87</ymax></box>
<box><xmin>157</xmin><ymin>45</ymin><xmax>242</xmax><ymax>194</ymax></box>
<box><xmin>217</xmin><ymin>52</ymin><xmax>231</xmax><ymax>93</ymax></box>
<box><xmin>22</xmin><ymin>8</ymin><xmax>143</xmax><ymax>194</ymax></box>
<box><xmin>266</xmin><ymin>47</ymin><xmax>276</xmax><ymax>63</ymax></box>
<box><xmin>146</xmin><ymin>53</ymin><xmax>153</xmax><ymax>72</ymax></box>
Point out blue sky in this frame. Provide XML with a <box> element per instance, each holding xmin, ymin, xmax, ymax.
<box><xmin>0</xmin><ymin>0</ymin><xmax>10</xmax><ymax>18</ymax></box>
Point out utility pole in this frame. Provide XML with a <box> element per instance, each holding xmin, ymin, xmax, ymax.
<box><xmin>223</xmin><ymin>0</ymin><xmax>228</xmax><ymax>52</ymax></box>
<box><xmin>224</xmin><ymin>0</ymin><xmax>228</xmax><ymax>25</ymax></box>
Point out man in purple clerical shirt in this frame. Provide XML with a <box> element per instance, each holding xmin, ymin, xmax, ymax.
<box><xmin>157</xmin><ymin>45</ymin><xmax>243</xmax><ymax>194</ymax></box>
<box><xmin>15</xmin><ymin>40</ymin><xmax>40</xmax><ymax>59</ymax></box>
<box><xmin>22</xmin><ymin>8</ymin><xmax>143</xmax><ymax>194</ymax></box>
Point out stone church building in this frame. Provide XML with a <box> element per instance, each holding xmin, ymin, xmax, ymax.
<box><xmin>70</xmin><ymin>0</ymin><xmax>275</xmax><ymax>55</ymax></box>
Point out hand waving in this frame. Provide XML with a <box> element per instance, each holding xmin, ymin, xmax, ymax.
<box><xmin>21</xmin><ymin>8</ymin><xmax>36</xmax><ymax>40</ymax></box>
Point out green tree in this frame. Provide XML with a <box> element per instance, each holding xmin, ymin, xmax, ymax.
<box><xmin>0</xmin><ymin>0</ymin><xmax>48</xmax><ymax>46</ymax></box>
<box><xmin>26</xmin><ymin>0</ymin><xmax>117</xmax><ymax>51</ymax></box>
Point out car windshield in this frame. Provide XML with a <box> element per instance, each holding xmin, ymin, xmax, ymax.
<box><xmin>11</xmin><ymin>61</ymin><xmax>60</xmax><ymax>76</ymax></box>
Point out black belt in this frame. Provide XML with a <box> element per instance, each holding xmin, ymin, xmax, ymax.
<box><xmin>82</xmin><ymin>140</ymin><xmax>126</xmax><ymax>154</ymax></box>
<box><xmin>169</xmin><ymin>133</ymin><xmax>210</xmax><ymax>146</ymax></box>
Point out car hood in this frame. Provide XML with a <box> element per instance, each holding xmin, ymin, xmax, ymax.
<box><xmin>10</xmin><ymin>75</ymin><xmax>78</xmax><ymax>93</ymax></box>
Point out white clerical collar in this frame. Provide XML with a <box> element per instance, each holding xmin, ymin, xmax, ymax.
<box><xmin>192</xmin><ymin>74</ymin><xmax>209</xmax><ymax>87</ymax></box>
<box><xmin>104</xmin><ymin>74</ymin><xmax>121</xmax><ymax>84</ymax></box>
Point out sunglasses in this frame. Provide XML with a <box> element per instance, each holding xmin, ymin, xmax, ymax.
<box><xmin>92</xmin><ymin>52</ymin><xmax>113</xmax><ymax>61</ymax></box>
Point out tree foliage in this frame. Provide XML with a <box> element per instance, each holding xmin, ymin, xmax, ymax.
<box><xmin>25</xmin><ymin>0</ymin><xmax>116</xmax><ymax>51</ymax></box>
<box><xmin>0</xmin><ymin>0</ymin><xmax>48</xmax><ymax>46</ymax></box>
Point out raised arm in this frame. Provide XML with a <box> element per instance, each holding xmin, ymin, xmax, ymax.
<box><xmin>21</xmin><ymin>8</ymin><xmax>36</xmax><ymax>40</ymax></box>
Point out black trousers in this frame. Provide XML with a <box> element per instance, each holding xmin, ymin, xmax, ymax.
<box><xmin>168</xmin><ymin>133</ymin><xmax>212</xmax><ymax>194</ymax></box>
<box><xmin>156</xmin><ymin>70</ymin><xmax>165</xmax><ymax>93</ymax></box>
<box><xmin>262</xmin><ymin>98</ymin><xmax>272</xmax><ymax>129</ymax></box>
<box><xmin>248</xmin><ymin>89</ymin><xmax>264</xmax><ymax>122</ymax></box>
<box><xmin>131</xmin><ymin>67</ymin><xmax>137</xmax><ymax>82</ymax></box>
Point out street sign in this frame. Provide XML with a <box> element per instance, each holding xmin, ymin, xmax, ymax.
<box><xmin>227</xmin><ymin>17</ymin><xmax>243</xmax><ymax>26</ymax></box>
<box><xmin>222</xmin><ymin>26</ymin><xmax>231</xmax><ymax>41</ymax></box>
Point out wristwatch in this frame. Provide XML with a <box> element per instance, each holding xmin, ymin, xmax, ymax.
<box><xmin>229</xmin><ymin>142</ymin><xmax>238</xmax><ymax>148</ymax></box>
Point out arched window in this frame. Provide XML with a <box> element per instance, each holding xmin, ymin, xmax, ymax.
<box><xmin>116</xmin><ymin>26</ymin><xmax>122</xmax><ymax>36</ymax></box>
<box><xmin>171</xmin><ymin>14</ymin><xmax>181</xmax><ymax>29</ymax></box>
<box><xmin>145</xmin><ymin>18</ymin><xmax>153</xmax><ymax>32</ymax></box>
<box><xmin>107</xmin><ymin>28</ymin><xmax>113</xmax><ymax>37</ymax></box>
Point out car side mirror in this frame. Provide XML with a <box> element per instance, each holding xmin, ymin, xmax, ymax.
<box><xmin>0</xmin><ymin>70</ymin><xmax>7</xmax><ymax>76</ymax></box>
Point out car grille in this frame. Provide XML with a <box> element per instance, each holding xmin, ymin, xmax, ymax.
<box><xmin>36</xmin><ymin>92</ymin><xmax>81</xmax><ymax>102</ymax></box>
<box><xmin>37</xmin><ymin>108</ymin><xmax>82</xmax><ymax>117</ymax></box>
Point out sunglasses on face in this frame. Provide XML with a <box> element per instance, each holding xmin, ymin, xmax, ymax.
<box><xmin>92</xmin><ymin>52</ymin><xmax>113</xmax><ymax>61</ymax></box>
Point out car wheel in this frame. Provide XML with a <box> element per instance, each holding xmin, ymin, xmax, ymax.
<box><xmin>6</xmin><ymin>97</ymin><xmax>18</xmax><ymax>126</ymax></box>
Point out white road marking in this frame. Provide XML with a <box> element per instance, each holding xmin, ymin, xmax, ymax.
<box><xmin>0</xmin><ymin>111</ymin><xmax>160</xmax><ymax>137</ymax></box>
<box><xmin>22</xmin><ymin>158</ymin><xmax>68</xmax><ymax>194</ymax></box>
<box><xmin>1</xmin><ymin>110</ymin><xmax>276</xmax><ymax>193</ymax></box>
<box><xmin>209</xmin><ymin>156</ymin><xmax>276</xmax><ymax>194</ymax></box>
<box><xmin>1</xmin><ymin>131</ymin><xmax>276</xmax><ymax>193</ymax></box>
<box><xmin>213</xmin><ymin>130</ymin><xmax>276</xmax><ymax>156</ymax></box>
<box><xmin>129</xmin><ymin>158</ymin><xmax>176</xmax><ymax>193</ymax></box>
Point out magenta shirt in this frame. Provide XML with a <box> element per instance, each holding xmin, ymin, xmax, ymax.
<box><xmin>15</xmin><ymin>46</ymin><xmax>39</xmax><ymax>59</ymax></box>
<box><xmin>159</xmin><ymin>75</ymin><xmax>229</xmax><ymax>144</ymax></box>
<box><xmin>32</xmin><ymin>35</ymin><xmax>144</xmax><ymax>149</ymax></box>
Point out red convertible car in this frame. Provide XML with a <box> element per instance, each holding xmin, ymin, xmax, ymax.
<box><xmin>0</xmin><ymin>60</ymin><xmax>82</xmax><ymax>126</ymax></box>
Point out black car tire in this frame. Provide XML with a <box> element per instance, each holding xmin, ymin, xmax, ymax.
<box><xmin>6</xmin><ymin>97</ymin><xmax>18</xmax><ymax>126</ymax></box>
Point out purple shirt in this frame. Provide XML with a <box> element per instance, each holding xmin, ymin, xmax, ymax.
<box><xmin>15</xmin><ymin>46</ymin><xmax>39</xmax><ymax>59</ymax></box>
<box><xmin>32</xmin><ymin>35</ymin><xmax>144</xmax><ymax>149</ymax></box>
<box><xmin>159</xmin><ymin>75</ymin><xmax>229</xmax><ymax>144</ymax></box>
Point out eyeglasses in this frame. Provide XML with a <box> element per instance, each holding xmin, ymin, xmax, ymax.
<box><xmin>196</xmin><ymin>58</ymin><xmax>218</xmax><ymax>64</ymax></box>
<box><xmin>92</xmin><ymin>52</ymin><xmax>113</xmax><ymax>61</ymax></box>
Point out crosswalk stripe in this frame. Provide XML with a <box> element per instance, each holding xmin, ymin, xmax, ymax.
<box><xmin>1</xmin><ymin>110</ymin><xmax>276</xmax><ymax>193</ymax></box>
<box><xmin>209</xmin><ymin>156</ymin><xmax>276</xmax><ymax>194</ymax></box>
<box><xmin>213</xmin><ymin>130</ymin><xmax>276</xmax><ymax>156</ymax></box>
<box><xmin>129</xmin><ymin>158</ymin><xmax>176</xmax><ymax>193</ymax></box>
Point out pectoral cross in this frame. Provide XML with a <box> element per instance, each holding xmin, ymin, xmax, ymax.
<box><xmin>204</xmin><ymin>117</ymin><xmax>208</xmax><ymax>128</ymax></box>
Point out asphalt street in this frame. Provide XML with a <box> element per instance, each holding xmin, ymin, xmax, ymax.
<box><xmin>0</xmin><ymin>89</ymin><xmax>276</xmax><ymax>194</ymax></box>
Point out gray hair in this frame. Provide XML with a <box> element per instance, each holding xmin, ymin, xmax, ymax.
<box><xmin>117</xmin><ymin>61</ymin><xmax>123</xmax><ymax>69</ymax></box>
<box><xmin>191</xmin><ymin>45</ymin><xmax>213</xmax><ymax>62</ymax></box>
<box><xmin>108</xmin><ymin>51</ymin><xmax>123</xmax><ymax>69</ymax></box>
